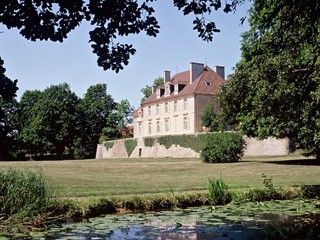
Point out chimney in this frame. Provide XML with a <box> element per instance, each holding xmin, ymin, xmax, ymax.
<box><xmin>190</xmin><ymin>62</ymin><xmax>204</xmax><ymax>83</ymax></box>
<box><xmin>164</xmin><ymin>70</ymin><xmax>171</xmax><ymax>83</ymax></box>
<box><xmin>151</xmin><ymin>85</ymin><xmax>157</xmax><ymax>94</ymax></box>
<box><xmin>215</xmin><ymin>65</ymin><xmax>225</xmax><ymax>79</ymax></box>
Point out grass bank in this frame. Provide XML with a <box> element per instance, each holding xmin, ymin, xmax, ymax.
<box><xmin>0</xmin><ymin>154</ymin><xmax>319</xmax><ymax>197</ymax></box>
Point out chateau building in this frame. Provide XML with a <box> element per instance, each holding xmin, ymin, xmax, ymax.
<box><xmin>133</xmin><ymin>62</ymin><xmax>227</xmax><ymax>138</ymax></box>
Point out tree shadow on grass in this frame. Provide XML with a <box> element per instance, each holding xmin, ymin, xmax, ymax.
<box><xmin>265</xmin><ymin>159</ymin><xmax>320</xmax><ymax>166</ymax></box>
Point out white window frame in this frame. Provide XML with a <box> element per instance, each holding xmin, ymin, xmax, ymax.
<box><xmin>165</xmin><ymin>102</ymin><xmax>169</xmax><ymax>113</ymax></box>
<box><xmin>174</xmin><ymin>84</ymin><xmax>179</xmax><ymax>94</ymax></box>
<box><xmin>156</xmin><ymin>120</ymin><xmax>161</xmax><ymax>133</ymax></box>
<box><xmin>174</xmin><ymin>100</ymin><xmax>178</xmax><ymax>112</ymax></box>
<box><xmin>183</xmin><ymin>116</ymin><xmax>189</xmax><ymax>130</ymax></box>
<box><xmin>183</xmin><ymin>98</ymin><xmax>188</xmax><ymax>110</ymax></box>
<box><xmin>165</xmin><ymin>119</ymin><xmax>170</xmax><ymax>133</ymax></box>
<box><xmin>148</xmin><ymin>106</ymin><xmax>152</xmax><ymax>116</ymax></box>
<box><xmin>174</xmin><ymin>116</ymin><xmax>178</xmax><ymax>132</ymax></box>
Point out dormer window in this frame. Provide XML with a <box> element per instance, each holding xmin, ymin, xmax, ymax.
<box><xmin>165</xmin><ymin>84</ymin><xmax>170</xmax><ymax>96</ymax></box>
<box><xmin>174</xmin><ymin>84</ymin><xmax>179</xmax><ymax>94</ymax></box>
<box><xmin>205</xmin><ymin>81</ymin><xmax>212</xmax><ymax>86</ymax></box>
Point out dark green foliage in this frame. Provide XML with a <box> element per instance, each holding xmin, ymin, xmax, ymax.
<box><xmin>298</xmin><ymin>185</ymin><xmax>320</xmax><ymax>199</ymax></box>
<box><xmin>0</xmin><ymin>58</ymin><xmax>18</xmax><ymax>100</ymax></box>
<box><xmin>85</xmin><ymin>198</ymin><xmax>117</xmax><ymax>217</ymax></box>
<box><xmin>17</xmin><ymin>90</ymin><xmax>44</xmax><ymax>156</ymax></box>
<box><xmin>78</xmin><ymin>84</ymin><xmax>118</xmax><ymax>159</ymax></box>
<box><xmin>201</xmin><ymin>132</ymin><xmax>245</xmax><ymax>163</ymax></box>
<box><xmin>104</xmin><ymin>141</ymin><xmax>115</xmax><ymax>151</ymax></box>
<box><xmin>141</xmin><ymin>77</ymin><xmax>164</xmax><ymax>102</ymax></box>
<box><xmin>23</xmin><ymin>83</ymin><xmax>80</xmax><ymax>159</ymax></box>
<box><xmin>0</xmin><ymin>98</ymin><xmax>19</xmax><ymax>160</ymax></box>
<box><xmin>0</xmin><ymin>168</ymin><xmax>49</xmax><ymax>217</ymax></box>
<box><xmin>218</xmin><ymin>0</ymin><xmax>320</xmax><ymax>159</ymax></box>
<box><xmin>207</xmin><ymin>176</ymin><xmax>233</xmax><ymax>205</ymax></box>
<box><xmin>158</xmin><ymin>134</ymin><xmax>207</xmax><ymax>153</ymax></box>
<box><xmin>144</xmin><ymin>137</ymin><xmax>156</xmax><ymax>147</ymax></box>
<box><xmin>200</xmin><ymin>98</ymin><xmax>225</xmax><ymax>132</ymax></box>
<box><xmin>245</xmin><ymin>174</ymin><xmax>290</xmax><ymax>201</ymax></box>
<box><xmin>0</xmin><ymin>58</ymin><xmax>18</xmax><ymax>160</ymax></box>
<box><xmin>124</xmin><ymin>139</ymin><xmax>138</xmax><ymax>157</ymax></box>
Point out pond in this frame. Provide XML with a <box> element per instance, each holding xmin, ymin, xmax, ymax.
<box><xmin>2</xmin><ymin>199</ymin><xmax>320</xmax><ymax>239</ymax></box>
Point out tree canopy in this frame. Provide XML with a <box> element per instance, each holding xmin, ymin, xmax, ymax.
<box><xmin>13</xmin><ymin>83</ymin><xmax>131</xmax><ymax>160</ymax></box>
<box><xmin>140</xmin><ymin>76</ymin><xmax>164</xmax><ymax>102</ymax></box>
<box><xmin>218</xmin><ymin>0</ymin><xmax>320</xmax><ymax>159</ymax></box>
<box><xmin>78</xmin><ymin>83</ymin><xmax>117</xmax><ymax>158</ymax></box>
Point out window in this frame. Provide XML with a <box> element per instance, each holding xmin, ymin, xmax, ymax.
<box><xmin>156</xmin><ymin>89</ymin><xmax>161</xmax><ymax>98</ymax></box>
<box><xmin>165</xmin><ymin>119</ymin><xmax>170</xmax><ymax>133</ymax></box>
<box><xmin>138</xmin><ymin>123</ymin><xmax>142</xmax><ymax>135</ymax></box>
<box><xmin>174</xmin><ymin>100</ymin><xmax>178</xmax><ymax>112</ymax></box>
<box><xmin>183</xmin><ymin>98</ymin><xmax>188</xmax><ymax>110</ymax></box>
<box><xmin>174</xmin><ymin>84</ymin><xmax>179</xmax><ymax>94</ymax></box>
<box><xmin>165</xmin><ymin>84</ymin><xmax>170</xmax><ymax>96</ymax></box>
<box><xmin>205</xmin><ymin>81</ymin><xmax>212</xmax><ymax>86</ymax></box>
<box><xmin>165</xmin><ymin>102</ymin><xmax>169</xmax><ymax>113</ymax></box>
<box><xmin>183</xmin><ymin>116</ymin><xmax>189</xmax><ymax>130</ymax></box>
<box><xmin>156</xmin><ymin>120</ymin><xmax>161</xmax><ymax>133</ymax></box>
<box><xmin>148</xmin><ymin>122</ymin><xmax>152</xmax><ymax>134</ymax></box>
<box><xmin>174</xmin><ymin>116</ymin><xmax>178</xmax><ymax>132</ymax></box>
<box><xmin>156</xmin><ymin>104</ymin><xmax>160</xmax><ymax>115</ymax></box>
<box><xmin>148</xmin><ymin>106</ymin><xmax>151</xmax><ymax>116</ymax></box>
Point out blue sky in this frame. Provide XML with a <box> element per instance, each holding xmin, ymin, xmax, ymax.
<box><xmin>0</xmin><ymin>1</ymin><xmax>251</xmax><ymax>108</ymax></box>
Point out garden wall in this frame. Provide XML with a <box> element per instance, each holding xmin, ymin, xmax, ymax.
<box><xmin>96</xmin><ymin>134</ymin><xmax>292</xmax><ymax>159</ymax></box>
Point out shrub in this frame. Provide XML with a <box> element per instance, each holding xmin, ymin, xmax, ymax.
<box><xmin>207</xmin><ymin>176</ymin><xmax>233</xmax><ymax>205</ymax></box>
<box><xmin>158</xmin><ymin>134</ymin><xmax>207</xmax><ymax>153</ymax></box>
<box><xmin>124</xmin><ymin>139</ymin><xmax>138</xmax><ymax>157</ymax></box>
<box><xmin>201</xmin><ymin>132</ymin><xmax>245</xmax><ymax>163</ymax></box>
<box><xmin>245</xmin><ymin>174</ymin><xmax>292</xmax><ymax>201</ymax></box>
<box><xmin>0</xmin><ymin>168</ymin><xmax>50</xmax><ymax>217</ymax></box>
<box><xmin>144</xmin><ymin>137</ymin><xmax>155</xmax><ymax>147</ymax></box>
<box><xmin>104</xmin><ymin>141</ymin><xmax>115</xmax><ymax>150</ymax></box>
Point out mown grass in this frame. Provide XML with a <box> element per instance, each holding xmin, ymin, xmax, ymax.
<box><xmin>0</xmin><ymin>154</ymin><xmax>318</xmax><ymax>198</ymax></box>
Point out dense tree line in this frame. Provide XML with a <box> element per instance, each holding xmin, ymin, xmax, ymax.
<box><xmin>218</xmin><ymin>0</ymin><xmax>320</xmax><ymax>159</ymax></box>
<box><xmin>0</xmin><ymin>82</ymin><xmax>133</xmax><ymax>160</ymax></box>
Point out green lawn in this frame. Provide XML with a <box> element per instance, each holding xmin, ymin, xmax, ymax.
<box><xmin>0</xmin><ymin>155</ymin><xmax>319</xmax><ymax>198</ymax></box>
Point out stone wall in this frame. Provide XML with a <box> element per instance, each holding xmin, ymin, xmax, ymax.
<box><xmin>96</xmin><ymin>135</ymin><xmax>292</xmax><ymax>159</ymax></box>
<box><xmin>243</xmin><ymin>136</ymin><xmax>292</xmax><ymax>156</ymax></box>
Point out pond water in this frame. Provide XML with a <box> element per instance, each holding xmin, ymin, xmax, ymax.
<box><xmin>2</xmin><ymin>199</ymin><xmax>320</xmax><ymax>239</ymax></box>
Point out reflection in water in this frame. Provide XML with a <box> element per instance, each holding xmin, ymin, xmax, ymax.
<box><xmin>2</xmin><ymin>200</ymin><xmax>320</xmax><ymax>239</ymax></box>
<box><xmin>264</xmin><ymin>213</ymin><xmax>320</xmax><ymax>240</ymax></box>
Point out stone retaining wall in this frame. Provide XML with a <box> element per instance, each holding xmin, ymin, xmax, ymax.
<box><xmin>96</xmin><ymin>135</ymin><xmax>292</xmax><ymax>159</ymax></box>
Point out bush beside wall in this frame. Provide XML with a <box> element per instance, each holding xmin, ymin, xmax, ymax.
<box><xmin>158</xmin><ymin>134</ymin><xmax>207</xmax><ymax>153</ymax></box>
<box><xmin>100</xmin><ymin>132</ymin><xmax>292</xmax><ymax>159</ymax></box>
<box><xmin>124</xmin><ymin>139</ymin><xmax>138</xmax><ymax>157</ymax></box>
<box><xmin>200</xmin><ymin>132</ymin><xmax>245</xmax><ymax>163</ymax></box>
<box><xmin>144</xmin><ymin>137</ymin><xmax>156</xmax><ymax>147</ymax></box>
<box><xmin>104</xmin><ymin>141</ymin><xmax>115</xmax><ymax>150</ymax></box>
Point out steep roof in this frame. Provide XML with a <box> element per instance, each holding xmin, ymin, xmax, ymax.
<box><xmin>141</xmin><ymin>66</ymin><xmax>226</xmax><ymax>106</ymax></box>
